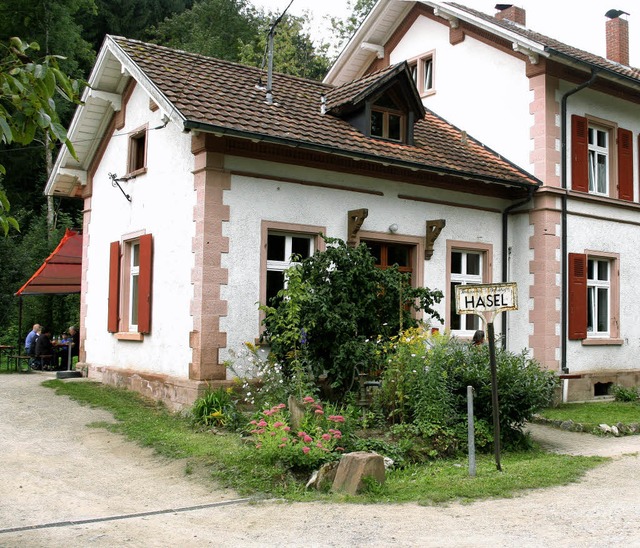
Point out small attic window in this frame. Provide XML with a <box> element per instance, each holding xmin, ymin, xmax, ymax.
<box><xmin>127</xmin><ymin>125</ymin><xmax>148</xmax><ymax>176</ymax></box>
<box><xmin>370</xmin><ymin>93</ymin><xmax>405</xmax><ymax>142</ymax></box>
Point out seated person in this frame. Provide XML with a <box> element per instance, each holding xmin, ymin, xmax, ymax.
<box><xmin>34</xmin><ymin>326</ymin><xmax>54</xmax><ymax>369</ymax></box>
<box><xmin>25</xmin><ymin>324</ymin><xmax>40</xmax><ymax>355</ymax></box>
<box><xmin>68</xmin><ymin>326</ymin><xmax>80</xmax><ymax>358</ymax></box>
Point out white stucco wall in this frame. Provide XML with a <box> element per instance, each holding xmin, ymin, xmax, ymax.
<box><xmin>566</xmin><ymin>202</ymin><xmax>640</xmax><ymax>373</ymax></box>
<box><xmin>83</xmin><ymin>85</ymin><xmax>195</xmax><ymax>377</ymax></box>
<box><xmin>389</xmin><ymin>15</ymin><xmax>532</xmax><ymax>172</ymax></box>
<box><xmin>220</xmin><ymin>157</ymin><xmax>515</xmax><ymax>366</ymax></box>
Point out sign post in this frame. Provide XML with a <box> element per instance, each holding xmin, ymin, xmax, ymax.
<box><xmin>455</xmin><ymin>282</ymin><xmax>518</xmax><ymax>472</ymax></box>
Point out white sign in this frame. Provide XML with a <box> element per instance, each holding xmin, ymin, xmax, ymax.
<box><xmin>455</xmin><ymin>283</ymin><xmax>518</xmax><ymax>314</ymax></box>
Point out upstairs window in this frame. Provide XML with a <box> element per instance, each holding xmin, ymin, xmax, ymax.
<box><xmin>127</xmin><ymin>126</ymin><xmax>148</xmax><ymax>175</ymax></box>
<box><xmin>571</xmin><ymin>115</ymin><xmax>634</xmax><ymax>202</ymax></box>
<box><xmin>370</xmin><ymin>94</ymin><xmax>405</xmax><ymax>142</ymax></box>
<box><xmin>409</xmin><ymin>52</ymin><xmax>435</xmax><ymax>96</ymax></box>
<box><xmin>588</xmin><ymin>125</ymin><xmax>609</xmax><ymax>195</ymax></box>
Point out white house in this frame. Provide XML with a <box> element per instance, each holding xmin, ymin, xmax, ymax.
<box><xmin>46</xmin><ymin>32</ymin><xmax>540</xmax><ymax>409</ymax></box>
<box><xmin>325</xmin><ymin>1</ymin><xmax>640</xmax><ymax>400</ymax></box>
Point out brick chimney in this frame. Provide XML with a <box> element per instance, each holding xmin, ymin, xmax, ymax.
<box><xmin>494</xmin><ymin>4</ymin><xmax>526</xmax><ymax>26</ymax></box>
<box><xmin>606</xmin><ymin>14</ymin><xmax>630</xmax><ymax>65</ymax></box>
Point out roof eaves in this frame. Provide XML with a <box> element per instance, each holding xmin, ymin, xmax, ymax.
<box><xmin>108</xmin><ymin>36</ymin><xmax>187</xmax><ymax>127</ymax></box>
<box><xmin>544</xmin><ymin>47</ymin><xmax>640</xmax><ymax>88</ymax></box>
<box><xmin>183</xmin><ymin>119</ymin><xmax>539</xmax><ymax>190</ymax></box>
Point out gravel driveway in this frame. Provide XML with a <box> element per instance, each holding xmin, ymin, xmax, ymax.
<box><xmin>1</xmin><ymin>372</ymin><xmax>639</xmax><ymax>547</ymax></box>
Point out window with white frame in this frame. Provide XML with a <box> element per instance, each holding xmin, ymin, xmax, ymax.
<box><xmin>127</xmin><ymin>241</ymin><xmax>140</xmax><ymax>331</ymax></box>
<box><xmin>409</xmin><ymin>53</ymin><xmax>434</xmax><ymax>96</ymax></box>
<box><xmin>587</xmin><ymin>257</ymin><xmax>610</xmax><ymax>336</ymax></box>
<box><xmin>266</xmin><ymin>232</ymin><xmax>314</xmax><ymax>305</ymax></box>
<box><xmin>450</xmin><ymin>250</ymin><xmax>482</xmax><ymax>332</ymax></box>
<box><xmin>588</xmin><ymin>125</ymin><xmax>609</xmax><ymax>195</ymax></box>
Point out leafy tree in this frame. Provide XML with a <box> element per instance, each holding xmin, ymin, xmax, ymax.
<box><xmin>150</xmin><ymin>0</ymin><xmax>262</xmax><ymax>61</ymax></box>
<box><xmin>328</xmin><ymin>0</ymin><xmax>375</xmax><ymax>57</ymax></box>
<box><xmin>81</xmin><ymin>0</ymin><xmax>194</xmax><ymax>52</ymax></box>
<box><xmin>151</xmin><ymin>0</ymin><xmax>330</xmax><ymax>79</ymax></box>
<box><xmin>261</xmin><ymin>237</ymin><xmax>443</xmax><ymax>396</ymax></box>
<box><xmin>0</xmin><ymin>38</ymin><xmax>82</xmax><ymax>235</ymax></box>
<box><xmin>237</xmin><ymin>12</ymin><xmax>330</xmax><ymax>81</ymax></box>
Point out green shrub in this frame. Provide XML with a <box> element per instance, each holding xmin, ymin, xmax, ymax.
<box><xmin>191</xmin><ymin>387</ymin><xmax>244</xmax><ymax>430</ymax></box>
<box><xmin>611</xmin><ymin>384</ymin><xmax>639</xmax><ymax>402</ymax></box>
<box><xmin>261</xmin><ymin>237</ymin><xmax>442</xmax><ymax>397</ymax></box>
<box><xmin>376</xmin><ymin>330</ymin><xmax>557</xmax><ymax>453</ymax></box>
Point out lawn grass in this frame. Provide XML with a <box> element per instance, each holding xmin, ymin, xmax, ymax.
<box><xmin>538</xmin><ymin>402</ymin><xmax>640</xmax><ymax>428</ymax></box>
<box><xmin>43</xmin><ymin>379</ymin><xmax>606</xmax><ymax>504</ymax></box>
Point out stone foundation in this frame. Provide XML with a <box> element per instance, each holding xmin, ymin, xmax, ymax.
<box><xmin>561</xmin><ymin>370</ymin><xmax>640</xmax><ymax>402</ymax></box>
<box><xmin>81</xmin><ymin>363</ymin><xmax>233</xmax><ymax>411</ymax></box>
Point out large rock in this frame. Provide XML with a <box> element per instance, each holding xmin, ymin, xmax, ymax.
<box><xmin>331</xmin><ymin>451</ymin><xmax>385</xmax><ymax>495</ymax></box>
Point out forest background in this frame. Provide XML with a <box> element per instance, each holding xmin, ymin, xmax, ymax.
<box><xmin>0</xmin><ymin>0</ymin><xmax>373</xmax><ymax>347</ymax></box>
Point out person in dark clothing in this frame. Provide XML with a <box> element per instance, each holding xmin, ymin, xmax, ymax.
<box><xmin>34</xmin><ymin>326</ymin><xmax>54</xmax><ymax>370</ymax></box>
<box><xmin>472</xmin><ymin>330</ymin><xmax>485</xmax><ymax>346</ymax></box>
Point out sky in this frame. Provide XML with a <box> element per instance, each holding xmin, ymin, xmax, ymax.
<box><xmin>252</xmin><ymin>0</ymin><xmax>640</xmax><ymax>67</ymax></box>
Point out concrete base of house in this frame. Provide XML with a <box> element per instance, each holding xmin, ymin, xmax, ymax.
<box><xmin>560</xmin><ymin>370</ymin><xmax>640</xmax><ymax>402</ymax></box>
<box><xmin>80</xmin><ymin>363</ymin><xmax>234</xmax><ymax>411</ymax></box>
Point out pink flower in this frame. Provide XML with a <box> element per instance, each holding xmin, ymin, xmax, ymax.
<box><xmin>263</xmin><ymin>409</ymin><xmax>274</xmax><ymax>416</ymax></box>
<box><xmin>322</xmin><ymin>433</ymin><xmax>331</xmax><ymax>441</ymax></box>
<box><xmin>278</xmin><ymin>443</ymin><xmax>286</xmax><ymax>448</ymax></box>
<box><xmin>316</xmin><ymin>441</ymin><xmax>323</xmax><ymax>448</ymax></box>
<box><xmin>283</xmin><ymin>426</ymin><xmax>291</xmax><ymax>432</ymax></box>
<box><xmin>270</xmin><ymin>431</ymin><xmax>276</xmax><ymax>436</ymax></box>
<box><xmin>302</xmin><ymin>396</ymin><xmax>315</xmax><ymax>403</ymax></box>
<box><xmin>303</xmin><ymin>435</ymin><xmax>313</xmax><ymax>443</ymax></box>
<box><xmin>315</xmin><ymin>409</ymin><xmax>324</xmax><ymax>415</ymax></box>
<box><xmin>256</xmin><ymin>443</ymin><xmax>262</xmax><ymax>449</ymax></box>
<box><xmin>257</xmin><ymin>420</ymin><xmax>268</xmax><ymax>427</ymax></box>
<box><xmin>328</xmin><ymin>415</ymin><xmax>345</xmax><ymax>423</ymax></box>
<box><xmin>302</xmin><ymin>446</ymin><xmax>310</xmax><ymax>454</ymax></box>
<box><xmin>298</xmin><ymin>431</ymin><xmax>307</xmax><ymax>438</ymax></box>
<box><xmin>276</xmin><ymin>403</ymin><xmax>286</xmax><ymax>409</ymax></box>
<box><xmin>333</xmin><ymin>432</ymin><xmax>342</xmax><ymax>439</ymax></box>
<box><xmin>273</xmin><ymin>421</ymin><xmax>284</xmax><ymax>428</ymax></box>
<box><xmin>249</xmin><ymin>420</ymin><xmax>257</xmax><ymax>425</ymax></box>
<box><xmin>281</xmin><ymin>437</ymin><xmax>289</xmax><ymax>442</ymax></box>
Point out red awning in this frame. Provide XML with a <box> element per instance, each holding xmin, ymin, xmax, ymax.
<box><xmin>15</xmin><ymin>229</ymin><xmax>83</xmax><ymax>295</ymax></box>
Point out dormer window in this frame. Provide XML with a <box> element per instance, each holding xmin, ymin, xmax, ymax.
<box><xmin>370</xmin><ymin>94</ymin><xmax>406</xmax><ymax>143</ymax></box>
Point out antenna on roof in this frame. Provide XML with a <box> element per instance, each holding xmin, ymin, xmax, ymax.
<box><xmin>264</xmin><ymin>0</ymin><xmax>294</xmax><ymax>105</ymax></box>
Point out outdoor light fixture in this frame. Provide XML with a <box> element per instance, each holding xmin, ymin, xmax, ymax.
<box><xmin>389</xmin><ymin>223</ymin><xmax>399</xmax><ymax>233</ymax></box>
<box><xmin>108</xmin><ymin>173</ymin><xmax>133</xmax><ymax>202</ymax></box>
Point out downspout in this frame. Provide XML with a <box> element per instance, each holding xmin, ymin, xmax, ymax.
<box><xmin>501</xmin><ymin>187</ymin><xmax>535</xmax><ymax>349</ymax></box>
<box><xmin>560</xmin><ymin>69</ymin><xmax>599</xmax><ymax>373</ymax></box>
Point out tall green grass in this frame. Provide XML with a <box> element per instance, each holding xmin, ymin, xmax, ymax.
<box><xmin>43</xmin><ymin>380</ymin><xmax>606</xmax><ymax>503</ymax></box>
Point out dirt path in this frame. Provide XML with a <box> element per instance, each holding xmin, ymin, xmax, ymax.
<box><xmin>1</xmin><ymin>372</ymin><xmax>639</xmax><ymax>547</ymax></box>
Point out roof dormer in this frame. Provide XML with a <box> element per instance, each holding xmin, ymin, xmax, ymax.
<box><xmin>325</xmin><ymin>62</ymin><xmax>425</xmax><ymax>145</ymax></box>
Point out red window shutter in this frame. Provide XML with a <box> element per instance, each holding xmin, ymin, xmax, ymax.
<box><xmin>618</xmin><ymin>127</ymin><xmax>634</xmax><ymax>201</ymax></box>
<box><xmin>137</xmin><ymin>234</ymin><xmax>153</xmax><ymax>334</ymax></box>
<box><xmin>571</xmin><ymin>115</ymin><xmax>589</xmax><ymax>192</ymax></box>
<box><xmin>108</xmin><ymin>241</ymin><xmax>121</xmax><ymax>333</ymax></box>
<box><xmin>568</xmin><ymin>253</ymin><xmax>587</xmax><ymax>340</ymax></box>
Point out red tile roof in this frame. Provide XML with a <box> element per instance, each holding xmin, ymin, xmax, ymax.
<box><xmin>113</xmin><ymin>37</ymin><xmax>538</xmax><ymax>189</ymax></box>
<box><xmin>450</xmin><ymin>2</ymin><xmax>640</xmax><ymax>82</ymax></box>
